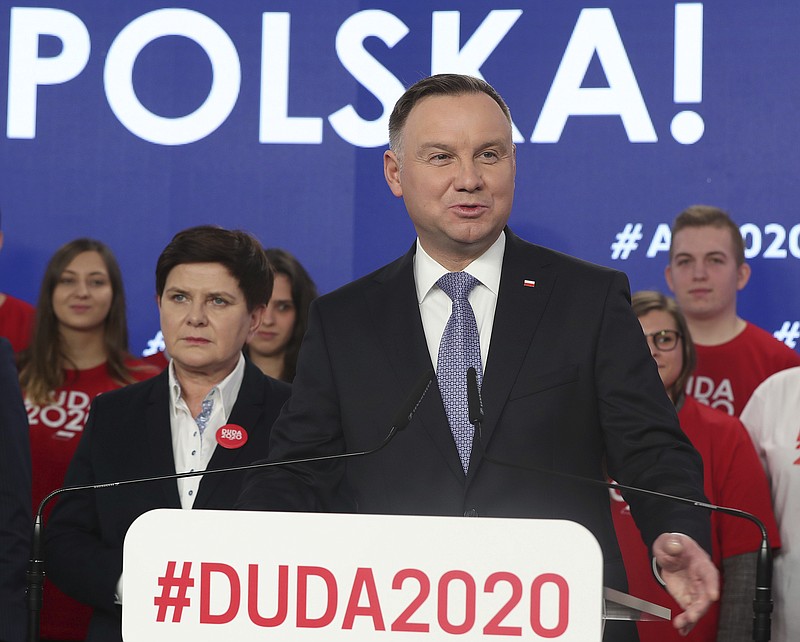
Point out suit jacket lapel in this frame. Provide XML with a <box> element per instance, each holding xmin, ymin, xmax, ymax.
<box><xmin>366</xmin><ymin>244</ymin><xmax>466</xmax><ymax>481</ymax></box>
<box><xmin>467</xmin><ymin>229</ymin><xmax>556</xmax><ymax>480</ymax></box>
<box><xmin>194</xmin><ymin>361</ymin><xmax>265</xmax><ymax>509</ymax></box>
<box><xmin>145</xmin><ymin>371</ymin><xmax>182</xmax><ymax>509</ymax></box>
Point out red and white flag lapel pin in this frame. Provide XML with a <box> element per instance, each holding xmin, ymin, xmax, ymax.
<box><xmin>523</xmin><ymin>279</ymin><xmax>536</xmax><ymax>288</ymax></box>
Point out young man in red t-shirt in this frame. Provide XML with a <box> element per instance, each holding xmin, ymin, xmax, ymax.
<box><xmin>665</xmin><ymin>205</ymin><xmax>800</xmax><ymax>416</ymax></box>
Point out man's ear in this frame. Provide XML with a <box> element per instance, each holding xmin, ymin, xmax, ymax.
<box><xmin>664</xmin><ymin>264</ymin><xmax>675</xmax><ymax>293</ymax></box>
<box><xmin>736</xmin><ymin>262</ymin><xmax>751</xmax><ymax>291</ymax></box>
<box><xmin>384</xmin><ymin>150</ymin><xmax>403</xmax><ymax>198</ymax></box>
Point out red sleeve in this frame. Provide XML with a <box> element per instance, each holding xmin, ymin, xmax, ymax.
<box><xmin>712</xmin><ymin>417</ymin><xmax>782</xmax><ymax>558</ymax></box>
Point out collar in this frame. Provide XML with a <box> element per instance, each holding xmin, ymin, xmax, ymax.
<box><xmin>414</xmin><ymin>230</ymin><xmax>505</xmax><ymax>304</ymax></box>
<box><xmin>169</xmin><ymin>352</ymin><xmax>246</xmax><ymax>419</ymax></box>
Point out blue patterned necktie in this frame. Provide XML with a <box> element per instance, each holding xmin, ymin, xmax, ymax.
<box><xmin>194</xmin><ymin>398</ymin><xmax>214</xmax><ymax>438</ymax></box>
<box><xmin>436</xmin><ymin>272</ymin><xmax>484</xmax><ymax>473</ymax></box>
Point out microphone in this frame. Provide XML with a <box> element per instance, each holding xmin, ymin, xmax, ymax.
<box><xmin>392</xmin><ymin>368</ymin><xmax>436</xmax><ymax>431</ymax></box>
<box><xmin>467</xmin><ymin>366</ymin><xmax>484</xmax><ymax>427</ymax></box>
<box><xmin>465</xmin><ymin>368</ymin><xmax>773</xmax><ymax>642</ymax></box>
<box><xmin>27</xmin><ymin>368</ymin><xmax>434</xmax><ymax>642</ymax></box>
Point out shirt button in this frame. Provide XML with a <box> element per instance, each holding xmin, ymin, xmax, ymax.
<box><xmin>191</xmin><ymin>450</ymin><xmax>196</xmax><ymax>456</ymax></box>
<box><xmin>193</xmin><ymin>431</ymin><xmax>198</xmax><ymax>437</ymax></box>
<box><xmin>464</xmin><ymin>508</ymin><xmax>479</xmax><ymax>517</ymax></box>
<box><xmin>188</xmin><ymin>490</ymin><xmax>193</xmax><ymax>496</ymax></box>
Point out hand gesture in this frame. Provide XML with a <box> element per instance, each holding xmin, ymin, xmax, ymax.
<box><xmin>652</xmin><ymin>532</ymin><xmax>720</xmax><ymax>636</ymax></box>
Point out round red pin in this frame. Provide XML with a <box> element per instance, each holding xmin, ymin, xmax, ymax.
<box><xmin>216</xmin><ymin>424</ymin><xmax>248</xmax><ymax>449</ymax></box>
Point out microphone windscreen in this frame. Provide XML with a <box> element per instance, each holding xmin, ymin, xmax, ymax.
<box><xmin>391</xmin><ymin>369</ymin><xmax>434</xmax><ymax>430</ymax></box>
<box><xmin>467</xmin><ymin>367</ymin><xmax>483</xmax><ymax>425</ymax></box>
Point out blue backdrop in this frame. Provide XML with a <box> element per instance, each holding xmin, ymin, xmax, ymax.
<box><xmin>1</xmin><ymin>1</ymin><xmax>798</xmax><ymax>357</ymax></box>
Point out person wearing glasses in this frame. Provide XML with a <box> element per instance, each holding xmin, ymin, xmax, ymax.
<box><xmin>609</xmin><ymin>290</ymin><xmax>780</xmax><ymax>642</ymax></box>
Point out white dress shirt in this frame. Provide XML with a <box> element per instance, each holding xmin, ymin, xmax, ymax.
<box><xmin>414</xmin><ymin>231</ymin><xmax>505</xmax><ymax>371</ymax></box>
<box><xmin>169</xmin><ymin>353</ymin><xmax>246</xmax><ymax>509</ymax></box>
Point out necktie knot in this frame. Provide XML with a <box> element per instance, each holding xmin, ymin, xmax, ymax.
<box><xmin>437</xmin><ymin>271</ymin><xmax>479</xmax><ymax>302</ymax></box>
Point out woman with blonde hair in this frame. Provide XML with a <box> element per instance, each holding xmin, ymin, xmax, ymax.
<box><xmin>610</xmin><ymin>290</ymin><xmax>780</xmax><ymax>642</ymax></box>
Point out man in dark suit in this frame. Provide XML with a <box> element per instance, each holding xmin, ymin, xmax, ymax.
<box><xmin>0</xmin><ymin>337</ymin><xmax>31</xmax><ymax>642</ymax></box>
<box><xmin>237</xmin><ymin>75</ymin><xmax>719</xmax><ymax>638</ymax></box>
<box><xmin>46</xmin><ymin>226</ymin><xmax>291</xmax><ymax>641</ymax></box>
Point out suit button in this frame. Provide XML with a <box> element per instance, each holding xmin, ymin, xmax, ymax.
<box><xmin>464</xmin><ymin>508</ymin><xmax>478</xmax><ymax>517</ymax></box>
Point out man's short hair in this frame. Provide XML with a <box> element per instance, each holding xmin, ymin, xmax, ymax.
<box><xmin>155</xmin><ymin>225</ymin><xmax>272</xmax><ymax>312</ymax></box>
<box><xmin>388</xmin><ymin>74</ymin><xmax>512</xmax><ymax>157</ymax></box>
<box><xmin>670</xmin><ymin>205</ymin><xmax>745</xmax><ymax>266</ymax></box>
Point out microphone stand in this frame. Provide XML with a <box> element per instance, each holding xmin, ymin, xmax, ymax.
<box><xmin>27</xmin><ymin>368</ymin><xmax>434</xmax><ymax>642</ymax></box>
<box><xmin>465</xmin><ymin>367</ymin><xmax>772</xmax><ymax>642</ymax></box>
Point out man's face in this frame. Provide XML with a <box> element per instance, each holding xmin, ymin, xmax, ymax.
<box><xmin>665</xmin><ymin>225</ymin><xmax>750</xmax><ymax>322</ymax></box>
<box><xmin>383</xmin><ymin>92</ymin><xmax>516</xmax><ymax>267</ymax></box>
<box><xmin>158</xmin><ymin>262</ymin><xmax>262</xmax><ymax>383</ymax></box>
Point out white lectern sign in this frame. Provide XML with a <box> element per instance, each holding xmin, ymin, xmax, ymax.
<box><xmin>123</xmin><ymin>510</ymin><xmax>603</xmax><ymax>641</ymax></box>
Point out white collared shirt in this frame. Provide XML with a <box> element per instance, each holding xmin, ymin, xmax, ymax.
<box><xmin>168</xmin><ymin>353</ymin><xmax>246</xmax><ymax>509</ymax></box>
<box><xmin>415</xmin><ymin>231</ymin><xmax>505</xmax><ymax>371</ymax></box>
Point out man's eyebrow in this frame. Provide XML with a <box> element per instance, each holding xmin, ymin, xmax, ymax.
<box><xmin>416</xmin><ymin>139</ymin><xmax>511</xmax><ymax>152</ymax></box>
<box><xmin>479</xmin><ymin>138</ymin><xmax>511</xmax><ymax>150</ymax></box>
<box><xmin>417</xmin><ymin>141</ymin><xmax>453</xmax><ymax>151</ymax></box>
<box><xmin>673</xmin><ymin>250</ymin><xmax>729</xmax><ymax>259</ymax></box>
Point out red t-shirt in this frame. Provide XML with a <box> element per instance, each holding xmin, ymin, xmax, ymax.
<box><xmin>686</xmin><ymin>322</ymin><xmax>800</xmax><ymax>417</ymax></box>
<box><xmin>27</xmin><ymin>359</ymin><xmax>158</xmax><ymax>640</ymax></box>
<box><xmin>0</xmin><ymin>294</ymin><xmax>35</xmax><ymax>353</ymax></box>
<box><xmin>610</xmin><ymin>396</ymin><xmax>781</xmax><ymax>642</ymax></box>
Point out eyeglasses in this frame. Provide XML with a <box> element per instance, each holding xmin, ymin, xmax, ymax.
<box><xmin>644</xmin><ymin>329</ymin><xmax>682</xmax><ymax>352</ymax></box>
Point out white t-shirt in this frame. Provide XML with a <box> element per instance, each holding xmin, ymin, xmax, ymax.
<box><xmin>740</xmin><ymin>366</ymin><xmax>800</xmax><ymax>642</ymax></box>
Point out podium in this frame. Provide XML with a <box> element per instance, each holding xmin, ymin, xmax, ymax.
<box><xmin>122</xmin><ymin>509</ymin><xmax>669</xmax><ymax>640</ymax></box>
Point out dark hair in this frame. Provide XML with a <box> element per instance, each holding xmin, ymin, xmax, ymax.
<box><xmin>670</xmin><ymin>205</ymin><xmax>745</xmax><ymax>266</ymax></box>
<box><xmin>388</xmin><ymin>74</ymin><xmax>512</xmax><ymax>156</ymax></box>
<box><xmin>631</xmin><ymin>290</ymin><xmax>696</xmax><ymax>404</ymax></box>
<box><xmin>156</xmin><ymin>225</ymin><xmax>272</xmax><ymax>311</ymax></box>
<box><xmin>263</xmin><ymin>248</ymin><xmax>318</xmax><ymax>381</ymax></box>
<box><xmin>19</xmin><ymin>238</ymin><xmax>135</xmax><ymax>405</ymax></box>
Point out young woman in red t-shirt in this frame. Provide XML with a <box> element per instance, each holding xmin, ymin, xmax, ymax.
<box><xmin>19</xmin><ymin>238</ymin><xmax>158</xmax><ymax>641</ymax></box>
